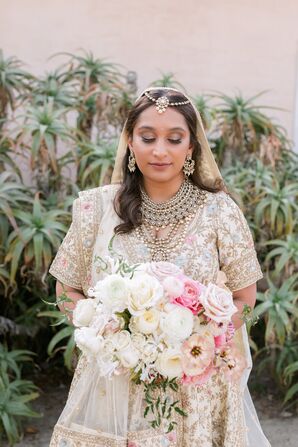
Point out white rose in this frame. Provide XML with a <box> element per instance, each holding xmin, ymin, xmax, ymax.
<box><xmin>92</xmin><ymin>274</ymin><xmax>130</xmax><ymax>313</ymax></box>
<box><xmin>110</xmin><ymin>330</ymin><xmax>132</xmax><ymax>351</ymax></box>
<box><xmin>133</xmin><ymin>308</ymin><xmax>161</xmax><ymax>334</ymax></box>
<box><xmin>127</xmin><ymin>273</ymin><xmax>163</xmax><ymax>315</ymax></box>
<box><xmin>155</xmin><ymin>348</ymin><xmax>183</xmax><ymax>379</ymax></box>
<box><xmin>74</xmin><ymin>327</ymin><xmax>103</xmax><ymax>357</ymax></box>
<box><xmin>73</xmin><ymin>298</ymin><xmax>97</xmax><ymax>327</ymax></box>
<box><xmin>163</xmin><ymin>276</ymin><xmax>184</xmax><ymax>298</ymax></box>
<box><xmin>145</xmin><ymin>262</ymin><xmax>183</xmax><ymax>282</ymax></box>
<box><xmin>161</xmin><ymin>306</ymin><xmax>194</xmax><ymax>342</ymax></box>
<box><xmin>200</xmin><ymin>283</ymin><xmax>237</xmax><ymax>323</ymax></box>
<box><xmin>109</xmin><ymin>330</ymin><xmax>139</xmax><ymax>368</ymax></box>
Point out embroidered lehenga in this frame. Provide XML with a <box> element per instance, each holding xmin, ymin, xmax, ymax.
<box><xmin>48</xmin><ymin>88</ymin><xmax>271</xmax><ymax>446</ymax></box>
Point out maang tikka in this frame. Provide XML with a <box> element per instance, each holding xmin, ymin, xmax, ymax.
<box><xmin>144</xmin><ymin>90</ymin><xmax>190</xmax><ymax>114</ymax></box>
<box><xmin>183</xmin><ymin>154</ymin><xmax>195</xmax><ymax>176</ymax></box>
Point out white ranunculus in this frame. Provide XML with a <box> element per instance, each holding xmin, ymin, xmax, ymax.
<box><xmin>131</xmin><ymin>333</ymin><xmax>147</xmax><ymax>350</ymax></box>
<box><xmin>92</xmin><ymin>274</ymin><xmax>130</xmax><ymax>314</ymax></box>
<box><xmin>74</xmin><ymin>327</ymin><xmax>103</xmax><ymax>357</ymax></box>
<box><xmin>200</xmin><ymin>283</ymin><xmax>237</xmax><ymax>323</ymax></box>
<box><xmin>140</xmin><ymin>342</ymin><xmax>159</xmax><ymax>364</ymax></box>
<box><xmin>73</xmin><ymin>298</ymin><xmax>97</xmax><ymax>327</ymax></box>
<box><xmin>163</xmin><ymin>276</ymin><xmax>184</xmax><ymax>298</ymax></box>
<box><xmin>133</xmin><ymin>308</ymin><xmax>161</xmax><ymax>334</ymax></box>
<box><xmin>161</xmin><ymin>306</ymin><xmax>194</xmax><ymax>342</ymax></box>
<box><xmin>117</xmin><ymin>346</ymin><xmax>139</xmax><ymax>369</ymax></box>
<box><xmin>127</xmin><ymin>273</ymin><xmax>163</xmax><ymax>316</ymax></box>
<box><xmin>155</xmin><ymin>348</ymin><xmax>183</xmax><ymax>379</ymax></box>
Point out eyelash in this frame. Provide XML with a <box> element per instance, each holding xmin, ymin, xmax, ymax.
<box><xmin>142</xmin><ymin>137</ymin><xmax>182</xmax><ymax>144</ymax></box>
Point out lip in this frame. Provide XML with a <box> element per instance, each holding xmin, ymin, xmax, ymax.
<box><xmin>149</xmin><ymin>163</ymin><xmax>172</xmax><ymax>166</ymax></box>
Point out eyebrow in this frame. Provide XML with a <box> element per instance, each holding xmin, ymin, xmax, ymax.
<box><xmin>138</xmin><ymin>125</ymin><xmax>186</xmax><ymax>132</ymax></box>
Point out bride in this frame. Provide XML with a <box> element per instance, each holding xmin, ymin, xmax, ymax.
<box><xmin>49</xmin><ymin>87</ymin><xmax>271</xmax><ymax>446</ymax></box>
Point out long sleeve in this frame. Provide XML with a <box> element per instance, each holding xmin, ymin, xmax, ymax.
<box><xmin>49</xmin><ymin>198</ymin><xmax>83</xmax><ymax>290</ymax></box>
<box><xmin>215</xmin><ymin>192</ymin><xmax>263</xmax><ymax>291</ymax></box>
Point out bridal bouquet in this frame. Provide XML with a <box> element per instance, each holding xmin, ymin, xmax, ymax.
<box><xmin>72</xmin><ymin>254</ymin><xmax>246</xmax><ymax>433</ymax></box>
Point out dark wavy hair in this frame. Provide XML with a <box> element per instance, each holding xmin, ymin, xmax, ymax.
<box><xmin>113</xmin><ymin>89</ymin><xmax>225</xmax><ymax>235</ymax></box>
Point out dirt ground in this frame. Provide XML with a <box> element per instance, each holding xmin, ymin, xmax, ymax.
<box><xmin>6</xmin><ymin>374</ymin><xmax>298</xmax><ymax>447</ymax></box>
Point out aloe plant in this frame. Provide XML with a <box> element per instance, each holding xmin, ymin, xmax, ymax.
<box><xmin>213</xmin><ymin>91</ymin><xmax>284</xmax><ymax>166</ymax></box>
<box><xmin>5</xmin><ymin>194</ymin><xmax>69</xmax><ymax>282</ymax></box>
<box><xmin>32</xmin><ymin>69</ymin><xmax>78</xmax><ymax>108</ymax></box>
<box><xmin>17</xmin><ymin>100</ymin><xmax>74</xmax><ymax>194</ymax></box>
<box><xmin>265</xmin><ymin>235</ymin><xmax>298</xmax><ymax>276</ymax></box>
<box><xmin>0</xmin><ymin>49</ymin><xmax>33</xmax><ymax>128</ymax></box>
<box><xmin>150</xmin><ymin>72</ymin><xmax>186</xmax><ymax>90</ymax></box>
<box><xmin>255</xmin><ymin>275</ymin><xmax>298</xmax><ymax>345</ymax></box>
<box><xmin>0</xmin><ymin>171</ymin><xmax>29</xmax><ymax>233</ymax></box>
<box><xmin>58</xmin><ymin>50</ymin><xmax>122</xmax><ymax>138</ymax></box>
<box><xmin>0</xmin><ymin>371</ymin><xmax>39</xmax><ymax>445</ymax></box>
<box><xmin>254</xmin><ymin>180</ymin><xmax>298</xmax><ymax>236</ymax></box>
<box><xmin>77</xmin><ymin>139</ymin><xmax>117</xmax><ymax>187</ymax></box>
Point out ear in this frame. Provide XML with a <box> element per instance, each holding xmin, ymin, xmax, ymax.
<box><xmin>188</xmin><ymin>142</ymin><xmax>193</xmax><ymax>156</ymax></box>
<box><xmin>128</xmin><ymin>136</ymin><xmax>133</xmax><ymax>152</ymax></box>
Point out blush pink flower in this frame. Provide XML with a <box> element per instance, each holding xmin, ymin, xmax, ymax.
<box><xmin>181</xmin><ymin>364</ymin><xmax>216</xmax><ymax>386</ymax></box>
<box><xmin>181</xmin><ymin>331</ymin><xmax>215</xmax><ymax>376</ymax></box>
<box><xmin>214</xmin><ymin>333</ymin><xmax>226</xmax><ymax>348</ymax></box>
<box><xmin>218</xmin><ymin>345</ymin><xmax>247</xmax><ymax>382</ymax></box>
<box><xmin>171</xmin><ymin>276</ymin><xmax>203</xmax><ymax>315</ymax></box>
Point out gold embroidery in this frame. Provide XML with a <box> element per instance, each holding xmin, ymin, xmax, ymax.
<box><xmin>49</xmin><ymin>186</ymin><xmax>263</xmax><ymax>446</ymax></box>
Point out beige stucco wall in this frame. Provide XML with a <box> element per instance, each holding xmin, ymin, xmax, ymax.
<box><xmin>1</xmin><ymin>0</ymin><xmax>298</xmax><ymax>140</ymax></box>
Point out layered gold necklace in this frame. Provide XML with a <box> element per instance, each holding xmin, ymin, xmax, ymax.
<box><xmin>135</xmin><ymin>179</ymin><xmax>207</xmax><ymax>261</ymax></box>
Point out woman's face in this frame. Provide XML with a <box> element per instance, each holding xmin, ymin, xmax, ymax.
<box><xmin>128</xmin><ymin>105</ymin><xmax>193</xmax><ymax>184</ymax></box>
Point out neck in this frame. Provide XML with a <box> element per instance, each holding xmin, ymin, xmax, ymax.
<box><xmin>142</xmin><ymin>174</ymin><xmax>185</xmax><ymax>203</ymax></box>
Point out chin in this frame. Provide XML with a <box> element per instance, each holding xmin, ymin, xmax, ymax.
<box><xmin>143</xmin><ymin>171</ymin><xmax>182</xmax><ymax>184</ymax></box>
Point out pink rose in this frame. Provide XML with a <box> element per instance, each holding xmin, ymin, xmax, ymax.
<box><xmin>171</xmin><ymin>276</ymin><xmax>203</xmax><ymax>315</ymax></box>
<box><xmin>200</xmin><ymin>283</ymin><xmax>237</xmax><ymax>323</ymax></box>
<box><xmin>144</xmin><ymin>261</ymin><xmax>183</xmax><ymax>282</ymax></box>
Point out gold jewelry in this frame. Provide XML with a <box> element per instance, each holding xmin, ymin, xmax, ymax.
<box><xmin>183</xmin><ymin>154</ymin><xmax>195</xmax><ymax>176</ymax></box>
<box><xmin>144</xmin><ymin>90</ymin><xmax>190</xmax><ymax>114</ymax></box>
<box><xmin>135</xmin><ymin>179</ymin><xmax>207</xmax><ymax>261</ymax></box>
<box><xmin>128</xmin><ymin>151</ymin><xmax>136</xmax><ymax>172</ymax></box>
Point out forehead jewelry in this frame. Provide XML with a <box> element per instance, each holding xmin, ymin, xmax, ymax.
<box><xmin>144</xmin><ymin>90</ymin><xmax>190</xmax><ymax>114</ymax></box>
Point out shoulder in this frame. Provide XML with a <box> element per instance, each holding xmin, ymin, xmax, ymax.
<box><xmin>205</xmin><ymin>190</ymin><xmax>241</xmax><ymax>211</ymax></box>
<box><xmin>72</xmin><ymin>184</ymin><xmax>121</xmax><ymax>221</ymax></box>
<box><xmin>203</xmin><ymin>190</ymin><xmax>245</xmax><ymax>229</ymax></box>
<box><xmin>77</xmin><ymin>183</ymin><xmax>121</xmax><ymax>202</ymax></box>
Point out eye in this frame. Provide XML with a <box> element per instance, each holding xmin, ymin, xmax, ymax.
<box><xmin>169</xmin><ymin>139</ymin><xmax>182</xmax><ymax>144</ymax></box>
<box><xmin>142</xmin><ymin>137</ymin><xmax>155</xmax><ymax>143</ymax></box>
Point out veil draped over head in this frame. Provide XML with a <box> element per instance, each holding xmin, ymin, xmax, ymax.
<box><xmin>111</xmin><ymin>86</ymin><xmax>223</xmax><ymax>188</ymax></box>
<box><xmin>54</xmin><ymin>87</ymin><xmax>270</xmax><ymax>447</ymax></box>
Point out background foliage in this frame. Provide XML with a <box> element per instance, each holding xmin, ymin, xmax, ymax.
<box><xmin>0</xmin><ymin>49</ymin><xmax>297</xmax><ymax>444</ymax></box>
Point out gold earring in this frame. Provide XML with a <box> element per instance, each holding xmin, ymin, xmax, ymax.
<box><xmin>128</xmin><ymin>151</ymin><xmax>136</xmax><ymax>172</ymax></box>
<box><xmin>183</xmin><ymin>154</ymin><xmax>195</xmax><ymax>176</ymax></box>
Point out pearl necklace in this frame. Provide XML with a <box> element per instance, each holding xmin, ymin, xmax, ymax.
<box><xmin>135</xmin><ymin>180</ymin><xmax>207</xmax><ymax>261</ymax></box>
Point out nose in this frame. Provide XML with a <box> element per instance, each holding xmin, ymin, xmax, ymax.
<box><xmin>152</xmin><ymin>139</ymin><xmax>167</xmax><ymax>158</ymax></box>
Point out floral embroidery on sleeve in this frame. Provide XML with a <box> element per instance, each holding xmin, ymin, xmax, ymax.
<box><xmin>215</xmin><ymin>192</ymin><xmax>263</xmax><ymax>291</ymax></box>
<box><xmin>49</xmin><ymin>198</ymin><xmax>83</xmax><ymax>290</ymax></box>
